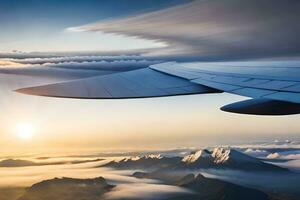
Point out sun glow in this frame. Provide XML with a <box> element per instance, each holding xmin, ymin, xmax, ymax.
<box><xmin>16</xmin><ymin>123</ymin><xmax>35</xmax><ymax>140</ymax></box>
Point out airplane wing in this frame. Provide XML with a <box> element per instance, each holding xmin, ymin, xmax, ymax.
<box><xmin>16</xmin><ymin>61</ymin><xmax>300</xmax><ymax>115</ymax></box>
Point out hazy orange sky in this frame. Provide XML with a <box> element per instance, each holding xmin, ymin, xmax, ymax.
<box><xmin>1</xmin><ymin>73</ymin><xmax>299</xmax><ymax>156</ymax></box>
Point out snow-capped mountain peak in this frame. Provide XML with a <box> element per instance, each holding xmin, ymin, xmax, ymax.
<box><xmin>182</xmin><ymin>149</ymin><xmax>211</xmax><ymax>163</ymax></box>
<box><xmin>117</xmin><ymin>154</ymin><xmax>162</xmax><ymax>163</ymax></box>
<box><xmin>211</xmin><ymin>148</ymin><xmax>231</xmax><ymax>164</ymax></box>
<box><xmin>117</xmin><ymin>156</ymin><xmax>140</xmax><ymax>163</ymax></box>
<box><xmin>212</xmin><ymin>147</ymin><xmax>260</xmax><ymax>164</ymax></box>
<box><xmin>145</xmin><ymin>154</ymin><xmax>162</xmax><ymax>159</ymax></box>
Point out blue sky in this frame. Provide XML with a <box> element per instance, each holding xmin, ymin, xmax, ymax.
<box><xmin>1</xmin><ymin>0</ymin><xmax>299</xmax><ymax>60</ymax></box>
<box><xmin>0</xmin><ymin>0</ymin><xmax>189</xmax><ymax>52</ymax></box>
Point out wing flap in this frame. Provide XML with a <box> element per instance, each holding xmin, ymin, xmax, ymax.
<box><xmin>151</xmin><ymin>62</ymin><xmax>300</xmax><ymax>104</ymax></box>
<box><xmin>230</xmin><ymin>88</ymin><xmax>276</xmax><ymax>98</ymax></box>
<box><xmin>264</xmin><ymin>92</ymin><xmax>300</xmax><ymax>104</ymax></box>
<box><xmin>191</xmin><ymin>79</ymin><xmax>242</xmax><ymax>92</ymax></box>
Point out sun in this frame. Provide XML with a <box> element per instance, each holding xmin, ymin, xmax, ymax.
<box><xmin>16</xmin><ymin>123</ymin><xmax>35</xmax><ymax>140</ymax></box>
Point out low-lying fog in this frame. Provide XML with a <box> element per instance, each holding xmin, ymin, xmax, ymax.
<box><xmin>1</xmin><ymin>140</ymin><xmax>300</xmax><ymax>200</ymax></box>
<box><xmin>0</xmin><ymin>156</ymin><xmax>192</xmax><ymax>200</ymax></box>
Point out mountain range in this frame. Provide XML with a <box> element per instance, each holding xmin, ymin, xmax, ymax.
<box><xmin>17</xmin><ymin>173</ymin><xmax>281</xmax><ymax>200</ymax></box>
<box><xmin>18</xmin><ymin>177</ymin><xmax>114</xmax><ymax>200</ymax></box>
<box><xmin>133</xmin><ymin>172</ymin><xmax>271</xmax><ymax>200</ymax></box>
<box><xmin>104</xmin><ymin>147</ymin><xmax>289</xmax><ymax>172</ymax></box>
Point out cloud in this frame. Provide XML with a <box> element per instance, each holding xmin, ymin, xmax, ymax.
<box><xmin>281</xmin><ymin>152</ymin><xmax>300</xmax><ymax>160</ymax></box>
<box><xmin>0</xmin><ymin>64</ymin><xmax>107</xmax><ymax>80</ymax></box>
<box><xmin>0</xmin><ymin>56</ymin><xmax>162</xmax><ymax>79</ymax></box>
<box><xmin>8</xmin><ymin>55</ymin><xmax>155</xmax><ymax>64</ymax></box>
<box><xmin>68</xmin><ymin>0</ymin><xmax>300</xmax><ymax>60</ymax></box>
<box><xmin>104</xmin><ymin>183</ymin><xmax>192</xmax><ymax>200</ymax></box>
<box><xmin>244</xmin><ymin>148</ymin><xmax>269</xmax><ymax>158</ymax></box>
<box><xmin>0</xmin><ymin>50</ymin><xmax>155</xmax><ymax>59</ymax></box>
<box><xmin>0</xmin><ymin>60</ymin><xmax>27</xmax><ymax>67</ymax></box>
<box><xmin>266</xmin><ymin>153</ymin><xmax>280</xmax><ymax>159</ymax></box>
<box><xmin>0</xmin><ymin>155</ymin><xmax>151</xmax><ymax>187</ymax></box>
<box><xmin>232</xmin><ymin>140</ymin><xmax>300</xmax><ymax>173</ymax></box>
<box><xmin>234</xmin><ymin>140</ymin><xmax>300</xmax><ymax>149</ymax></box>
<box><xmin>266</xmin><ymin>150</ymin><xmax>300</xmax><ymax>160</ymax></box>
<box><xmin>277</xmin><ymin>159</ymin><xmax>300</xmax><ymax>172</ymax></box>
<box><xmin>201</xmin><ymin>168</ymin><xmax>300</xmax><ymax>196</ymax></box>
<box><xmin>44</xmin><ymin>59</ymin><xmax>161</xmax><ymax>71</ymax></box>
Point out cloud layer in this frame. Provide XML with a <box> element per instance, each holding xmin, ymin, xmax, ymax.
<box><xmin>104</xmin><ymin>183</ymin><xmax>192</xmax><ymax>200</ymax></box>
<box><xmin>0</xmin><ymin>55</ymin><xmax>162</xmax><ymax>79</ymax></box>
<box><xmin>69</xmin><ymin>0</ymin><xmax>300</xmax><ymax>60</ymax></box>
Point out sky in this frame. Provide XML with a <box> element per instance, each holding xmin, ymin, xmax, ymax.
<box><xmin>1</xmin><ymin>73</ymin><xmax>299</xmax><ymax>155</ymax></box>
<box><xmin>0</xmin><ymin>0</ymin><xmax>300</xmax><ymax>155</ymax></box>
<box><xmin>0</xmin><ymin>0</ymin><xmax>190</xmax><ymax>52</ymax></box>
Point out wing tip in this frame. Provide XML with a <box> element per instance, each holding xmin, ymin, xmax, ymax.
<box><xmin>15</xmin><ymin>87</ymin><xmax>39</xmax><ymax>96</ymax></box>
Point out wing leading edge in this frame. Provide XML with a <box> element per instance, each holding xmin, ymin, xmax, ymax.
<box><xmin>16</xmin><ymin>62</ymin><xmax>300</xmax><ymax>115</ymax></box>
<box><xmin>16</xmin><ymin>68</ymin><xmax>220</xmax><ymax>99</ymax></box>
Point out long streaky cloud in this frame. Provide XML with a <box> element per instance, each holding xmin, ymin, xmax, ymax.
<box><xmin>0</xmin><ymin>58</ymin><xmax>162</xmax><ymax>78</ymax></box>
<box><xmin>68</xmin><ymin>0</ymin><xmax>300</xmax><ymax>60</ymax></box>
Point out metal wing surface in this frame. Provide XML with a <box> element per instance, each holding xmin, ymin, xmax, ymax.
<box><xmin>16</xmin><ymin>61</ymin><xmax>300</xmax><ymax>115</ymax></box>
